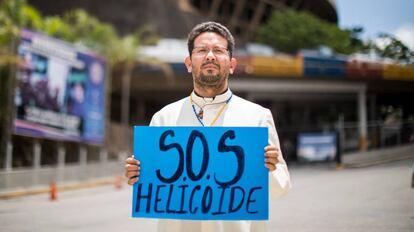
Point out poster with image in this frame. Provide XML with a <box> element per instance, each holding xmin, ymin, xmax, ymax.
<box><xmin>14</xmin><ymin>29</ymin><xmax>106</xmax><ymax>144</ymax></box>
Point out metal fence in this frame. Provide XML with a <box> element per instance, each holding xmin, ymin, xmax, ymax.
<box><xmin>0</xmin><ymin>160</ymin><xmax>123</xmax><ymax>192</ymax></box>
<box><xmin>278</xmin><ymin>120</ymin><xmax>414</xmax><ymax>162</ymax></box>
<box><xmin>339</xmin><ymin>120</ymin><xmax>414</xmax><ymax>152</ymax></box>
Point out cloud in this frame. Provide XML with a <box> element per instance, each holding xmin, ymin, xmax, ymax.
<box><xmin>373</xmin><ymin>37</ymin><xmax>389</xmax><ymax>50</ymax></box>
<box><xmin>394</xmin><ymin>24</ymin><xmax>414</xmax><ymax>50</ymax></box>
<box><xmin>372</xmin><ymin>24</ymin><xmax>414</xmax><ymax>51</ymax></box>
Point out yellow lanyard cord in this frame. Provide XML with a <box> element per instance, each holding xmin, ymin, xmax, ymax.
<box><xmin>189</xmin><ymin>94</ymin><xmax>232</xmax><ymax>126</ymax></box>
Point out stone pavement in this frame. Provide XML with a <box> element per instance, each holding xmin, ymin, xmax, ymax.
<box><xmin>1</xmin><ymin>159</ymin><xmax>413</xmax><ymax>232</ymax></box>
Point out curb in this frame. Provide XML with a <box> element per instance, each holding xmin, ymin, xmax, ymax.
<box><xmin>344</xmin><ymin>153</ymin><xmax>414</xmax><ymax>168</ymax></box>
<box><xmin>342</xmin><ymin>144</ymin><xmax>414</xmax><ymax>168</ymax></box>
<box><xmin>0</xmin><ymin>176</ymin><xmax>125</xmax><ymax>200</ymax></box>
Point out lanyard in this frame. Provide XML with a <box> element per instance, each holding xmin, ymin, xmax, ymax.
<box><xmin>189</xmin><ymin>93</ymin><xmax>233</xmax><ymax>126</ymax></box>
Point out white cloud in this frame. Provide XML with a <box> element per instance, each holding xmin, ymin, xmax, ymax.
<box><xmin>373</xmin><ymin>37</ymin><xmax>390</xmax><ymax>50</ymax></box>
<box><xmin>394</xmin><ymin>24</ymin><xmax>414</xmax><ymax>50</ymax></box>
<box><xmin>372</xmin><ymin>24</ymin><xmax>414</xmax><ymax>51</ymax></box>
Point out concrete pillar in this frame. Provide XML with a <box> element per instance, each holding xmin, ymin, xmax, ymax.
<box><xmin>369</xmin><ymin>94</ymin><xmax>379</xmax><ymax>147</ymax></box>
<box><xmin>100</xmin><ymin>148</ymin><xmax>108</xmax><ymax>163</ymax></box>
<box><xmin>358</xmin><ymin>91</ymin><xmax>368</xmax><ymax>150</ymax></box>
<box><xmin>79</xmin><ymin>145</ymin><xmax>87</xmax><ymax>166</ymax></box>
<box><xmin>33</xmin><ymin>140</ymin><xmax>41</xmax><ymax>169</ymax></box>
<box><xmin>335</xmin><ymin>114</ymin><xmax>345</xmax><ymax>168</ymax></box>
<box><xmin>121</xmin><ymin>64</ymin><xmax>133</xmax><ymax>155</ymax></box>
<box><xmin>55</xmin><ymin>143</ymin><xmax>65</xmax><ymax>182</ymax></box>
<box><xmin>5</xmin><ymin>140</ymin><xmax>12</xmax><ymax>171</ymax></box>
<box><xmin>100</xmin><ymin>148</ymin><xmax>108</xmax><ymax>176</ymax></box>
<box><xmin>57</xmin><ymin>143</ymin><xmax>66</xmax><ymax>168</ymax></box>
<box><xmin>79</xmin><ymin>145</ymin><xmax>88</xmax><ymax>179</ymax></box>
<box><xmin>33</xmin><ymin>140</ymin><xmax>41</xmax><ymax>185</ymax></box>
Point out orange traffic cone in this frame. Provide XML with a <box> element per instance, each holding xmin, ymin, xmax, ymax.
<box><xmin>115</xmin><ymin>176</ymin><xmax>123</xmax><ymax>190</ymax></box>
<box><xmin>50</xmin><ymin>181</ymin><xmax>57</xmax><ymax>201</ymax></box>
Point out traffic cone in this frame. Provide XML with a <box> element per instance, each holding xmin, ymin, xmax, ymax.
<box><xmin>115</xmin><ymin>175</ymin><xmax>123</xmax><ymax>190</ymax></box>
<box><xmin>50</xmin><ymin>181</ymin><xmax>57</xmax><ymax>201</ymax></box>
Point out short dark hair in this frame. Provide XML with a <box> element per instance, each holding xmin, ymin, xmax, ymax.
<box><xmin>187</xmin><ymin>21</ymin><xmax>235</xmax><ymax>58</ymax></box>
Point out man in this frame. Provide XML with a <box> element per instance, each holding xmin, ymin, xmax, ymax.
<box><xmin>125</xmin><ymin>21</ymin><xmax>291</xmax><ymax>232</ymax></box>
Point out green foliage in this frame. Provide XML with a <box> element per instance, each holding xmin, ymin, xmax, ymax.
<box><xmin>0</xmin><ymin>0</ymin><xmax>159</xmax><ymax>67</ymax></box>
<box><xmin>256</xmin><ymin>8</ymin><xmax>363</xmax><ymax>54</ymax></box>
<box><xmin>0</xmin><ymin>0</ymin><xmax>43</xmax><ymax>65</ymax></box>
<box><xmin>42</xmin><ymin>16</ymin><xmax>74</xmax><ymax>41</ymax></box>
<box><xmin>0</xmin><ymin>0</ymin><xmax>42</xmax><ymax>31</ymax></box>
<box><xmin>370</xmin><ymin>33</ymin><xmax>414</xmax><ymax>64</ymax></box>
<box><xmin>61</xmin><ymin>9</ymin><xmax>120</xmax><ymax>64</ymax></box>
<box><xmin>0</xmin><ymin>11</ymin><xmax>18</xmax><ymax>54</ymax></box>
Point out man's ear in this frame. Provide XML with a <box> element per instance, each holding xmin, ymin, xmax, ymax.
<box><xmin>184</xmin><ymin>56</ymin><xmax>192</xmax><ymax>73</ymax></box>
<box><xmin>229</xmin><ymin>57</ymin><xmax>237</xmax><ymax>75</ymax></box>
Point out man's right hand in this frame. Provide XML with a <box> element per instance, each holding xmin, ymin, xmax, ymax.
<box><xmin>125</xmin><ymin>157</ymin><xmax>140</xmax><ymax>185</ymax></box>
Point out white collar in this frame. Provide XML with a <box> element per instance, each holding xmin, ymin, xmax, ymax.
<box><xmin>191</xmin><ymin>89</ymin><xmax>233</xmax><ymax>106</ymax></box>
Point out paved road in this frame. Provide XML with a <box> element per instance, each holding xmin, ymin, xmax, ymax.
<box><xmin>1</xmin><ymin>159</ymin><xmax>413</xmax><ymax>232</ymax></box>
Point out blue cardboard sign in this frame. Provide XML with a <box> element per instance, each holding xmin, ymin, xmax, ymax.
<box><xmin>132</xmin><ymin>126</ymin><xmax>268</xmax><ymax>220</ymax></box>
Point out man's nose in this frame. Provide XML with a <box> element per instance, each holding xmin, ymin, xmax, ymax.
<box><xmin>205</xmin><ymin>50</ymin><xmax>216</xmax><ymax>61</ymax></box>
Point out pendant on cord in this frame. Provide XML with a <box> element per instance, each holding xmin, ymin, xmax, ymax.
<box><xmin>197</xmin><ymin>109</ymin><xmax>204</xmax><ymax>120</ymax></box>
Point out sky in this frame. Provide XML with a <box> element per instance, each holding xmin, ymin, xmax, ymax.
<box><xmin>336</xmin><ymin>0</ymin><xmax>414</xmax><ymax>49</ymax></box>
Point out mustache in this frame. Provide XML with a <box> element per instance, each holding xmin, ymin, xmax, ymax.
<box><xmin>202</xmin><ymin>62</ymin><xmax>220</xmax><ymax>68</ymax></box>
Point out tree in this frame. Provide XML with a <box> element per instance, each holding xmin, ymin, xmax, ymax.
<box><xmin>0</xmin><ymin>0</ymin><xmax>159</xmax><ymax>165</ymax></box>
<box><xmin>0</xmin><ymin>0</ymin><xmax>43</xmax><ymax>168</ymax></box>
<box><xmin>256</xmin><ymin>8</ymin><xmax>363</xmax><ymax>54</ymax></box>
<box><xmin>369</xmin><ymin>33</ymin><xmax>414</xmax><ymax>64</ymax></box>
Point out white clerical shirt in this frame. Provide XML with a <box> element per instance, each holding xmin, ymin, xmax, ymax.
<box><xmin>149</xmin><ymin>89</ymin><xmax>291</xmax><ymax>232</ymax></box>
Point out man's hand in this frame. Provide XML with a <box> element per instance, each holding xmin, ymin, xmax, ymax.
<box><xmin>125</xmin><ymin>157</ymin><xmax>140</xmax><ymax>185</ymax></box>
<box><xmin>264</xmin><ymin>145</ymin><xmax>283</xmax><ymax>172</ymax></box>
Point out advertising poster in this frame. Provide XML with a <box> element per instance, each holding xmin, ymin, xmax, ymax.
<box><xmin>14</xmin><ymin>29</ymin><xmax>106</xmax><ymax>144</ymax></box>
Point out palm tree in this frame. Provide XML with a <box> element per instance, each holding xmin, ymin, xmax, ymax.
<box><xmin>0</xmin><ymin>0</ymin><xmax>159</xmax><ymax>163</ymax></box>
<box><xmin>0</xmin><ymin>0</ymin><xmax>44</xmax><ymax>168</ymax></box>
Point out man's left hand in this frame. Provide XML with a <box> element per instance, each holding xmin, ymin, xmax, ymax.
<box><xmin>264</xmin><ymin>145</ymin><xmax>283</xmax><ymax>172</ymax></box>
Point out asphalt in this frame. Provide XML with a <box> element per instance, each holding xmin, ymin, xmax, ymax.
<box><xmin>1</xmin><ymin>159</ymin><xmax>413</xmax><ymax>232</ymax></box>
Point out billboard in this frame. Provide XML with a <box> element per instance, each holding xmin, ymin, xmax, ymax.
<box><xmin>14</xmin><ymin>29</ymin><xmax>106</xmax><ymax>144</ymax></box>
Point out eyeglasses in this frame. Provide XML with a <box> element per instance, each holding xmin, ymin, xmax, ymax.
<box><xmin>192</xmin><ymin>46</ymin><xmax>229</xmax><ymax>56</ymax></box>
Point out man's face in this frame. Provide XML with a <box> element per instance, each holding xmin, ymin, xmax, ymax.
<box><xmin>185</xmin><ymin>32</ymin><xmax>237</xmax><ymax>89</ymax></box>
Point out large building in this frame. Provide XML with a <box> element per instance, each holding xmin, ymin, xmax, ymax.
<box><xmin>28</xmin><ymin>0</ymin><xmax>338</xmax><ymax>41</ymax></box>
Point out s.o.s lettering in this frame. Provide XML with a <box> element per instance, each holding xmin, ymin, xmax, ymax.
<box><xmin>156</xmin><ymin>129</ymin><xmax>243</xmax><ymax>186</ymax></box>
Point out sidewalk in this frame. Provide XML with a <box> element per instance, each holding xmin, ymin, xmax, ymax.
<box><xmin>0</xmin><ymin>177</ymin><xmax>122</xmax><ymax>200</ymax></box>
<box><xmin>2</xmin><ymin>144</ymin><xmax>413</xmax><ymax>200</ymax></box>
<box><xmin>342</xmin><ymin>143</ymin><xmax>414</xmax><ymax>168</ymax></box>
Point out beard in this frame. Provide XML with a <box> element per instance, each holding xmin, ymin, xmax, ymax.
<box><xmin>199</xmin><ymin>72</ymin><xmax>220</xmax><ymax>86</ymax></box>
<box><xmin>194</xmin><ymin>63</ymin><xmax>228</xmax><ymax>87</ymax></box>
